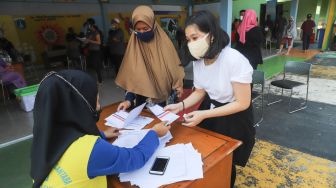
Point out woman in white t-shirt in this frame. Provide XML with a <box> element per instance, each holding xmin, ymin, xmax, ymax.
<box><xmin>164</xmin><ymin>11</ymin><xmax>255</xmax><ymax>188</ymax></box>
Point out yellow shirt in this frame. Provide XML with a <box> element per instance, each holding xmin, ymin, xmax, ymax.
<box><xmin>41</xmin><ymin>135</ymin><xmax>107</xmax><ymax>188</ymax></box>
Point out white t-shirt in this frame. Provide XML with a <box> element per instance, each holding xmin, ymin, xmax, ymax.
<box><xmin>193</xmin><ymin>46</ymin><xmax>253</xmax><ymax>103</ymax></box>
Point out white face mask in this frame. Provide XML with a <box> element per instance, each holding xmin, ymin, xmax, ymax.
<box><xmin>240</xmin><ymin>16</ymin><xmax>244</xmax><ymax>21</ymax></box>
<box><xmin>187</xmin><ymin>33</ymin><xmax>209</xmax><ymax>60</ymax></box>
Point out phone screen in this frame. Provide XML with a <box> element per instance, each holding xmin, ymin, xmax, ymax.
<box><xmin>149</xmin><ymin>157</ymin><xmax>169</xmax><ymax>175</ymax></box>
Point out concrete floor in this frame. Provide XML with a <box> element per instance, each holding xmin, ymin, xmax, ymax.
<box><xmin>255</xmin><ymin>95</ymin><xmax>336</xmax><ymax>161</ymax></box>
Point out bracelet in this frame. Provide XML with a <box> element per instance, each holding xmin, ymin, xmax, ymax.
<box><xmin>181</xmin><ymin>101</ymin><xmax>185</xmax><ymax>113</ymax></box>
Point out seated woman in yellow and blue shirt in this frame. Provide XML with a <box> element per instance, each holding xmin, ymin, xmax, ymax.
<box><xmin>30</xmin><ymin>70</ymin><xmax>170</xmax><ymax>188</ymax></box>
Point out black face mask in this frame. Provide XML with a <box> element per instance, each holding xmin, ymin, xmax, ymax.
<box><xmin>135</xmin><ymin>29</ymin><xmax>154</xmax><ymax>42</ymax></box>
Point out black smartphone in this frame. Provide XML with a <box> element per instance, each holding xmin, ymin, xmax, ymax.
<box><xmin>149</xmin><ymin>156</ymin><xmax>170</xmax><ymax>175</ymax></box>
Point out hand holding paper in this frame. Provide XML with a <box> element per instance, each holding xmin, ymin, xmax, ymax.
<box><xmin>147</xmin><ymin>104</ymin><xmax>179</xmax><ymax>124</ymax></box>
<box><xmin>105</xmin><ymin>103</ymin><xmax>153</xmax><ymax>129</ymax></box>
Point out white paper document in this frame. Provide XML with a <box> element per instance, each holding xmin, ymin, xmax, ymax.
<box><xmin>147</xmin><ymin>104</ymin><xmax>179</xmax><ymax>124</ymax></box>
<box><xmin>76</xmin><ymin>37</ymin><xmax>87</xmax><ymax>42</ymax></box>
<box><xmin>119</xmin><ymin>143</ymin><xmax>203</xmax><ymax>188</ymax></box>
<box><xmin>112</xmin><ymin>129</ymin><xmax>173</xmax><ymax>149</ymax></box>
<box><xmin>105</xmin><ymin>103</ymin><xmax>152</xmax><ymax>129</ymax></box>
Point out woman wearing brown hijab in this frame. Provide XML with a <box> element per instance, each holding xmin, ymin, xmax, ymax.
<box><xmin>116</xmin><ymin>5</ymin><xmax>184</xmax><ymax>110</ymax></box>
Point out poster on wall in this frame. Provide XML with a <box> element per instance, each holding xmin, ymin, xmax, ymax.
<box><xmin>37</xmin><ymin>23</ymin><xmax>64</xmax><ymax>46</ymax></box>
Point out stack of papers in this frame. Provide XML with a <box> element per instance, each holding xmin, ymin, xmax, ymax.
<box><xmin>147</xmin><ymin>104</ymin><xmax>180</xmax><ymax>124</ymax></box>
<box><xmin>105</xmin><ymin>103</ymin><xmax>153</xmax><ymax>130</ymax></box>
<box><xmin>119</xmin><ymin>143</ymin><xmax>203</xmax><ymax>188</ymax></box>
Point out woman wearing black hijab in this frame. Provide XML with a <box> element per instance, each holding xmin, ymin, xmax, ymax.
<box><xmin>31</xmin><ymin>70</ymin><xmax>170</xmax><ymax>187</ymax></box>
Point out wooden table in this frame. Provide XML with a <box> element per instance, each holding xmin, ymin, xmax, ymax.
<box><xmin>97</xmin><ymin>103</ymin><xmax>242</xmax><ymax>188</ymax></box>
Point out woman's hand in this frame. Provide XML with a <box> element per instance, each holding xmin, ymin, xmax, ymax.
<box><xmin>164</xmin><ymin>102</ymin><xmax>182</xmax><ymax>114</ymax></box>
<box><xmin>151</xmin><ymin>121</ymin><xmax>171</xmax><ymax>137</ymax></box>
<box><xmin>103</xmin><ymin>127</ymin><xmax>120</xmax><ymax>139</ymax></box>
<box><xmin>182</xmin><ymin>110</ymin><xmax>207</xmax><ymax>127</ymax></box>
<box><xmin>117</xmin><ymin>101</ymin><xmax>131</xmax><ymax>111</ymax></box>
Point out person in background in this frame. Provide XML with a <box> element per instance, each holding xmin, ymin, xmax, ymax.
<box><xmin>66</xmin><ymin>27</ymin><xmax>77</xmax><ymax>42</ymax></box>
<box><xmin>0</xmin><ymin>58</ymin><xmax>26</xmax><ymax>95</ymax></box>
<box><xmin>116</xmin><ymin>5</ymin><xmax>184</xmax><ymax>111</ymax></box>
<box><xmin>264</xmin><ymin>14</ymin><xmax>274</xmax><ymax>38</ymax></box>
<box><xmin>278</xmin><ymin>16</ymin><xmax>297</xmax><ymax>55</ymax></box>
<box><xmin>165</xmin><ymin>10</ymin><xmax>255</xmax><ymax>188</ymax></box>
<box><xmin>107</xmin><ymin>18</ymin><xmax>125</xmax><ymax>75</ymax></box>
<box><xmin>85</xmin><ymin>19</ymin><xmax>103</xmax><ymax>84</ymax></box>
<box><xmin>65</xmin><ymin>27</ymin><xmax>82</xmax><ymax>69</ymax></box>
<box><xmin>239</xmin><ymin>9</ymin><xmax>246</xmax><ymax>22</ymax></box>
<box><xmin>0</xmin><ymin>28</ymin><xmax>22</xmax><ymax>62</ymax></box>
<box><xmin>30</xmin><ymin>70</ymin><xmax>170</xmax><ymax>188</ymax></box>
<box><xmin>236</xmin><ymin>9</ymin><xmax>263</xmax><ymax>70</ymax></box>
<box><xmin>175</xmin><ymin>27</ymin><xmax>186</xmax><ymax>50</ymax></box>
<box><xmin>80</xmin><ymin>20</ymin><xmax>90</xmax><ymax>37</ymax></box>
<box><xmin>301</xmin><ymin>13</ymin><xmax>316</xmax><ymax>52</ymax></box>
<box><xmin>275</xmin><ymin>11</ymin><xmax>287</xmax><ymax>49</ymax></box>
<box><xmin>231</xmin><ymin>18</ymin><xmax>240</xmax><ymax>47</ymax></box>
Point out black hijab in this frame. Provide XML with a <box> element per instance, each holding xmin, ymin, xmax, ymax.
<box><xmin>31</xmin><ymin>70</ymin><xmax>100</xmax><ymax>187</ymax></box>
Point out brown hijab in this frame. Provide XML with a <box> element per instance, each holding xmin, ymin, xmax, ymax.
<box><xmin>115</xmin><ymin>5</ymin><xmax>184</xmax><ymax>102</ymax></box>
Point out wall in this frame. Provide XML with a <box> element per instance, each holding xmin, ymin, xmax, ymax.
<box><xmin>0</xmin><ymin>2</ymin><xmax>100</xmax><ymax>15</ymax></box>
<box><xmin>318</xmin><ymin>0</ymin><xmax>329</xmax><ymax>26</ymax></box>
<box><xmin>0</xmin><ymin>2</ymin><xmax>186</xmax><ymax>64</ymax></box>
<box><xmin>280</xmin><ymin>1</ymin><xmax>292</xmax><ymax>19</ymax></box>
<box><xmin>232</xmin><ymin>0</ymin><xmax>267</xmax><ymax>20</ymax></box>
<box><xmin>0</xmin><ymin>16</ymin><xmax>20</xmax><ymax>48</ymax></box>
<box><xmin>194</xmin><ymin>0</ymin><xmax>267</xmax><ymax>22</ymax></box>
<box><xmin>296</xmin><ymin>0</ymin><xmax>318</xmax><ymax>26</ymax></box>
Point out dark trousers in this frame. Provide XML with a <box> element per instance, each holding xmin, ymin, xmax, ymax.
<box><xmin>110</xmin><ymin>54</ymin><xmax>123</xmax><ymax>75</ymax></box>
<box><xmin>302</xmin><ymin>33</ymin><xmax>311</xmax><ymax>50</ymax></box>
<box><xmin>87</xmin><ymin>50</ymin><xmax>103</xmax><ymax>83</ymax></box>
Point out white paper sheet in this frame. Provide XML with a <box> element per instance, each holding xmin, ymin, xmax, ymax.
<box><xmin>124</xmin><ymin>103</ymin><xmax>146</xmax><ymax>125</ymax></box>
<box><xmin>147</xmin><ymin>104</ymin><xmax>179</xmax><ymax>124</ymax></box>
<box><xmin>119</xmin><ymin>143</ymin><xmax>203</xmax><ymax>188</ymax></box>
<box><xmin>112</xmin><ymin>129</ymin><xmax>173</xmax><ymax>149</ymax></box>
<box><xmin>119</xmin><ymin>144</ymin><xmax>187</xmax><ymax>186</ymax></box>
<box><xmin>105</xmin><ymin>103</ymin><xmax>150</xmax><ymax>129</ymax></box>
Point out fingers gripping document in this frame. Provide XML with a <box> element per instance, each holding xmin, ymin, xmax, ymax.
<box><xmin>105</xmin><ymin>103</ymin><xmax>180</xmax><ymax>129</ymax></box>
<box><xmin>112</xmin><ymin>129</ymin><xmax>173</xmax><ymax>149</ymax></box>
<box><xmin>147</xmin><ymin>104</ymin><xmax>179</xmax><ymax>124</ymax></box>
<box><xmin>105</xmin><ymin>103</ymin><xmax>153</xmax><ymax>129</ymax></box>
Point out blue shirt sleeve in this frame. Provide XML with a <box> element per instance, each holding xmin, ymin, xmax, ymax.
<box><xmin>125</xmin><ymin>91</ymin><xmax>136</xmax><ymax>107</ymax></box>
<box><xmin>87</xmin><ymin>130</ymin><xmax>159</xmax><ymax>178</ymax></box>
<box><xmin>99</xmin><ymin>131</ymin><xmax>107</xmax><ymax>140</ymax></box>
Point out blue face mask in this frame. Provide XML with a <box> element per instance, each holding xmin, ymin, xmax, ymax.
<box><xmin>135</xmin><ymin>29</ymin><xmax>154</xmax><ymax>42</ymax></box>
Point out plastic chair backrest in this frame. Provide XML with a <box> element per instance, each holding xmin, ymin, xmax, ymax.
<box><xmin>252</xmin><ymin>70</ymin><xmax>265</xmax><ymax>85</ymax></box>
<box><xmin>285</xmin><ymin>61</ymin><xmax>311</xmax><ymax>76</ymax></box>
